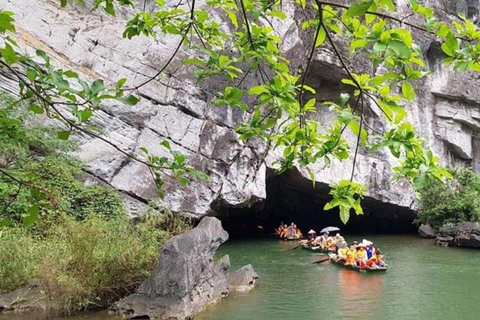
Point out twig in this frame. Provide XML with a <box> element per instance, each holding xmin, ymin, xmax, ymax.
<box><xmin>125</xmin><ymin>0</ymin><xmax>197</xmax><ymax>91</ymax></box>
<box><xmin>350</xmin><ymin>94</ymin><xmax>365</xmax><ymax>182</ymax></box>
<box><xmin>298</xmin><ymin>9</ymin><xmax>323</xmax><ymax>128</ymax></box>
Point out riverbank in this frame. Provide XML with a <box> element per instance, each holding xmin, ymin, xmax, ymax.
<box><xmin>0</xmin><ymin>213</ymin><xmax>190</xmax><ymax>315</ymax></box>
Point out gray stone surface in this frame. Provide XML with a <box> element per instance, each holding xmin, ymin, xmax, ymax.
<box><xmin>418</xmin><ymin>224</ymin><xmax>436</xmax><ymax>238</ymax></box>
<box><xmin>112</xmin><ymin>217</ymin><xmax>232</xmax><ymax>319</ymax></box>
<box><xmin>226</xmin><ymin>264</ymin><xmax>259</xmax><ymax>292</ymax></box>
<box><xmin>0</xmin><ymin>285</ymin><xmax>49</xmax><ymax>314</ymax></box>
<box><xmin>435</xmin><ymin>222</ymin><xmax>480</xmax><ymax>248</ymax></box>
<box><xmin>3</xmin><ymin>0</ymin><xmax>480</xmax><ymax>218</ymax></box>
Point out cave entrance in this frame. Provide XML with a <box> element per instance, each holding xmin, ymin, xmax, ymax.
<box><xmin>218</xmin><ymin>168</ymin><xmax>417</xmax><ymax>238</ymax></box>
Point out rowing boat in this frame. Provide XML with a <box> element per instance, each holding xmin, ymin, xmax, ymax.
<box><xmin>282</xmin><ymin>235</ymin><xmax>302</xmax><ymax>241</ymax></box>
<box><xmin>301</xmin><ymin>244</ymin><xmax>335</xmax><ymax>253</ymax></box>
<box><xmin>330</xmin><ymin>256</ymin><xmax>388</xmax><ymax>272</ymax></box>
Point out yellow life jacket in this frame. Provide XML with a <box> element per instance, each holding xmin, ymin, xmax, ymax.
<box><xmin>345</xmin><ymin>251</ymin><xmax>356</xmax><ymax>264</ymax></box>
<box><xmin>356</xmin><ymin>249</ymin><xmax>367</xmax><ymax>260</ymax></box>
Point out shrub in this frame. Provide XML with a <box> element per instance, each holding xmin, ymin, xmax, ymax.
<box><xmin>417</xmin><ymin>169</ymin><xmax>480</xmax><ymax>228</ymax></box>
<box><xmin>0</xmin><ymin>93</ymin><xmax>125</xmax><ymax>223</ymax></box>
<box><xmin>0</xmin><ymin>213</ymin><xmax>191</xmax><ymax>313</ymax></box>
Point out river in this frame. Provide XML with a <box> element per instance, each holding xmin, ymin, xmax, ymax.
<box><xmin>3</xmin><ymin>235</ymin><xmax>480</xmax><ymax>320</ymax></box>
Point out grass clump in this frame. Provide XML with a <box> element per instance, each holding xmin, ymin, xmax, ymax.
<box><xmin>0</xmin><ymin>212</ymin><xmax>191</xmax><ymax>313</ymax></box>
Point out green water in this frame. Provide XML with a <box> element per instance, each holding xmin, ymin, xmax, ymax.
<box><xmin>197</xmin><ymin>235</ymin><xmax>480</xmax><ymax>320</ymax></box>
<box><xmin>3</xmin><ymin>235</ymin><xmax>480</xmax><ymax>320</ymax></box>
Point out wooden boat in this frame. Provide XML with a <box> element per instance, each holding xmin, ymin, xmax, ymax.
<box><xmin>330</xmin><ymin>256</ymin><xmax>388</xmax><ymax>272</ymax></box>
<box><xmin>282</xmin><ymin>235</ymin><xmax>302</xmax><ymax>241</ymax></box>
<box><xmin>300</xmin><ymin>244</ymin><xmax>335</xmax><ymax>253</ymax></box>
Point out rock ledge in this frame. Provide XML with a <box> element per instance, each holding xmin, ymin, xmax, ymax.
<box><xmin>112</xmin><ymin>216</ymin><xmax>257</xmax><ymax>319</ymax></box>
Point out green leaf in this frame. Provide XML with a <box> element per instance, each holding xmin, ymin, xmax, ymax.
<box><xmin>28</xmin><ymin>105</ymin><xmax>44</xmax><ymax>114</ymax></box>
<box><xmin>339</xmin><ymin>205</ymin><xmax>350</xmax><ymax>224</ymax></box>
<box><xmin>119</xmin><ymin>95</ymin><xmax>139</xmax><ymax>106</ymax></box>
<box><xmin>315</xmin><ymin>26</ymin><xmax>326</xmax><ymax>48</ymax></box>
<box><xmin>401</xmin><ymin>82</ymin><xmax>416</xmax><ymax>101</ymax></box>
<box><xmin>0</xmin><ymin>43</ymin><xmax>18</xmax><ymax>65</ymax></box>
<box><xmin>0</xmin><ymin>218</ymin><xmax>14</xmax><ymax>227</ymax></box>
<box><xmin>350</xmin><ymin>39</ymin><xmax>368</xmax><ymax>51</ymax></box>
<box><xmin>36</xmin><ymin>50</ymin><xmax>51</xmax><ymax>68</ymax></box>
<box><xmin>267</xmin><ymin>10</ymin><xmax>287</xmax><ymax>20</ymax></box>
<box><xmin>58</xmin><ymin>130</ymin><xmax>70</xmax><ymax>140</ymax></box>
<box><xmin>0</xmin><ymin>11</ymin><xmax>16</xmax><ymax>33</ymax></box>
<box><xmin>90</xmin><ymin>79</ymin><xmax>105</xmax><ymax>96</ymax></box>
<box><xmin>441</xmin><ymin>31</ymin><xmax>458</xmax><ymax>57</ymax></box>
<box><xmin>304</xmin><ymin>98</ymin><xmax>316</xmax><ymax>112</ymax></box>
<box><xmin>248</xmin><ymin>85</ymin><xmax>269</xmax><ymax>95</ymax></box>
<box><xmin>23</xmin><ymin>205</ymin><xmax>39</xmax><ymax>227</ymax></box>
<box><xmin>388</xmin><ymin>40</ymin><xmax>411</xmax><ymax>59</ymax></box>
<box><xmin>349</xmin><ymin>121</ymin><xmax>368</xmax><ymax>146</ymax></box>
<box><xmin>226</xmin><ymin>9</ymin><xmax>238</xmax><ymax>27</ymax></box>
<box><xmin>116</xmin><ymin>78</ymin><xmax>127</xmax><ymax>88</ymax></box>
<box><xmin>346</xmin><ymin>1</ymin><xmax>373</xmax><ymax>17</ymax></box>
<box><xmin>80</xmin><ymin>108</ymin><xmax>93</xmax><ymax>122</ymax></box>
<box><xmin>339</xmin><ymin>93</ymin><xmax>350</xmax><ymax>106</ymax></box>
<box><xmin>160</xmin><ymin>140</ymin><xmax>171</xmax><ymax>150</ymax></box>
<box><xmin>60</xmin><ymin>0</ymin><xmax>67</xmax><ymax>7</ymax></box>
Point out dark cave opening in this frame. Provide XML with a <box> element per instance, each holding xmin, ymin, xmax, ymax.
<box><xmin>218</xmin><ymin>168</ymin><xmax>418</xmax><ymax>239</ymax></box>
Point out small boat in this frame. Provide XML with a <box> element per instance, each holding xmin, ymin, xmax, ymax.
<box><xmin>282</xmin><ymin>235</ymin><xmax>302</xmax><ymax>241</ymax></box>
<box><xmin>301</xmin><ymin>244</ymin><xmax>335</xmax><ymax>253</ymax></box>
<box><xmin>329</xmin><ymin>255</ymin><xmax>388</xmax><ymax>272</ymax></box>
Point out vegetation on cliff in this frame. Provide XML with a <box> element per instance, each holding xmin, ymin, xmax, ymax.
<box><xmin>3</xmin><ymin>0</ymin><xmax>474</xmax><ymax>225</ymax></box>
<box><xmin>417</xmin><ymin>169</ymin><xmax>480</xmax><ymax>229</ymax></box>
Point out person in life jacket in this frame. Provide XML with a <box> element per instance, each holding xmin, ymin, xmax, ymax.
<box><xmin>287</xmin><ymin>223</ymin><xmax>297</xmax><ymax>237</ymax></box>
<box><xmin>363</xmin><ymin>240</ymin><xmax>375</xmax><ymax>259</ymax></box>
<box><xmin>326</xmin><ymin>236</ymin><xmax>336</xmax><ymax>250</ymax></box>
<box><xmin>366</xmin><ymin>249</ymin><xmax>386</xmax><ymax>268</ymax></box>
<box><xmin>306</xmin><ymin>230</ymin><xmax>316</xmax><ymax>245</ymax></box>
<box><xmin>276</xmin><ymin>222</ymin><xmax>284</xmax><ymax>237</ymax></box>
<box><xmin>294</xmin><ymin>224</ymin><xmax>302</xmax><ymax>237</ymax></box>
<box><xmin>281</xmin><ymin>224</ymin><xmax>288</xmax><ymax>238</ymax></box>
<box><xmin>345</xmin><ymin>245</ymin><xmax>357</xmax><ymax>266</ymax></box>
<box><xmin>356</xmin><ymin>243</ymin><xmax>368</xmax><ymax>268</ymax></box>
<box><xmin>337</xmin><ymin>242</ymin><xmax>349</xmax><ymax>262</ymax></box>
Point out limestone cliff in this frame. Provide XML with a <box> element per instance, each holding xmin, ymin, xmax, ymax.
<box><xmin>2</xmin><ymin>0</ymin><xmax>480</xmax><ymax>218</ymax></box>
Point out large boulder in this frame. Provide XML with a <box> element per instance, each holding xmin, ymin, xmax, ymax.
<box><xmin>435</xmin><ymin>222</ymin><xmax>480</xmax><ymax>248</ymax></box>
<box><xmin>112</xmin><ymin>217</ymin><xmax>241</xmax><ymax>319</ymax></box>
<box><xmin>418</xmin><ymin>224</ymin><xmax>436</xmax><ymax>238</ymax></box>
<box><xmin>226</xmin><ymin>264</ymin><xmax>258</xmax><ymax>292</ymax></box>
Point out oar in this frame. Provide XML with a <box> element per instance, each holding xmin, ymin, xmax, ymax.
<box><xmin>292</xmin><ymin>243</ymin><xmax>302</xmax><ymax>249</ymax></box>
<box><xmin>312</xmin><ymin>255</ymin><xmax>330</xmax><ymax>264</ymax></box>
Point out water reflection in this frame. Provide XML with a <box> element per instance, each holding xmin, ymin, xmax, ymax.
<box><xmin>337</xmin><ymin>270</ymin><xmax>383</xmax><ymax>319</ymax></box>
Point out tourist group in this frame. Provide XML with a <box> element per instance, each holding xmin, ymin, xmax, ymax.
<box><xmin>277</xmin><ymin>223</ymin><xmax>388</xmax><ymax>272</ymax></box>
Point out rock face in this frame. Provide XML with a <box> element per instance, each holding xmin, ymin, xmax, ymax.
<box><xmin>112</xmin><ymin>217</ymin><xmax>256</xmax><ymax>319</ymax></box>
<box><xmin>3</xmin><ymin>0</ymin><xmax>480</xmax><ymax>218</ymax></box>
<box><xmin>435</xmin><ymin>222</ymin><xmax>480</xmax><ymax>248</ymax></box>
<box><xmin>0</xmin><ymin>285</ymin><xmax>49</xmax><ymax>314</ymax></box>
<box><xmin>226</xmin><ymin>264</ymin><xmax>259</xmax><ymax>292</ymax></box>
<box><xmin>418</xmin><ymin>224</ymin><xmax>436</xmax><ymax>238</ymax></box>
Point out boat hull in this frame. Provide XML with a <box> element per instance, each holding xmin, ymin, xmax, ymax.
<box><xmin>330</xmin><ymin>256</ymin><xmax>388</xmax><ymax>272</ymax></box>
<box><xmin>301</xmin><ymin>244</ymin><xmax>335</xmax><ymax>253</ymax></box>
